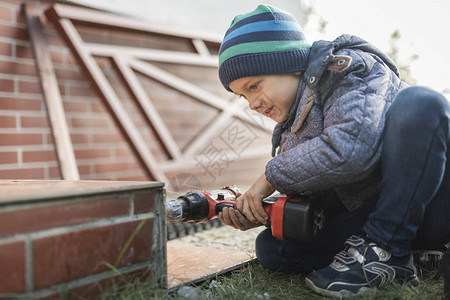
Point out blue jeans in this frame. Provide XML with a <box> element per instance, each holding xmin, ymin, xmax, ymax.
<box><xmin>364</xmin><ymin>86</ymin><xmax>450</xmax><ymax>256</ymax></box>
<box><xmin>255</xmin><ymin>86</ymin><xmax>450</xmax><ymax>273</ymax></box>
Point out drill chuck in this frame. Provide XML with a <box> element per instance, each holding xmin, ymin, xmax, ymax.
<box><xmin>166</xmin><ymin>186</ymin><xmax>240</xmax><ymax>223</ymax></box>
<box><xmin>166</xmin><ymin>191</ymin><xmax>210</xmax><ymax>223</ymax></box>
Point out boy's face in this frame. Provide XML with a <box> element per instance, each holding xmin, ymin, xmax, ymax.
<box><xmin>229</xmin><ymin>73</ymin><xmax>302</xmax><ymax>123</ymax></box>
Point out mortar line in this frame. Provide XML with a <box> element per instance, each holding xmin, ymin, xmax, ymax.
<box><xmin>0</xmin><ymin>212</ymin><xmax>156</xmax><ymax>244</ymax></box>
<box><xmin>25</xmin><ymin>237</ymin><xmax>34</xmax><ymax>292</ymax></box>
<box><xmin>130</xmin><ymin>194</ymin><xmax>135</xmax><ymax>216</ymax></box>
<box><xmin>18</xmin><ymin>260</ymin><xmax>155</xmax><ymax>299</ymax></box>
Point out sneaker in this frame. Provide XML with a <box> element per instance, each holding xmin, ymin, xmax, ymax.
<box><xmin>305</xmin><ymin>235</ymin><xmax>419</xmax><ymax>298</ymax></box>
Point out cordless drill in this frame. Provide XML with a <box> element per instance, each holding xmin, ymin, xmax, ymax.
<box><xmin>165</xmin><ymin>186</ymin><xmax>325</xmax><ymax>243</ymax></box>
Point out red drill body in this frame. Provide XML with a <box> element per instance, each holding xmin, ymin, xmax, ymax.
<box><xmin>165</xmin><ymin>186</ymin><xmax>325</xmax><ymax>243</ymax></box>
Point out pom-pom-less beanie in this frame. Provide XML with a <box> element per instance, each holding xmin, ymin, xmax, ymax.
<box><xmin>218</xmin><ymin>5</ymin><xmax>311</xmax><ymax>91</ymax></box>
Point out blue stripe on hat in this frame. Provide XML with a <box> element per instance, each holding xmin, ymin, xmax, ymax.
<box><xmin>220</xmin><ymin>31</ymin><xmax>306</xmax><ymax>54</ymax></box>
<box><xmin>226</xmin><ymin>12</ymin><xmax>297</xmax><ymax>34</ymax></box>
<box><xmin>222</xmin><ymin>20</ymin><xmax>303</xmax><ymax>44</ymax></box>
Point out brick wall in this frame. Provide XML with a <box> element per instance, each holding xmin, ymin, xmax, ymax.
<box><xmin>0</xmin><ymin>0</ymin><xmax>273</xmax><ymax>191</ymax></box>
<box><xmin>0</xmin><ymin>180</ymin><xmax>166</xmax><ymax>298</ymax></box>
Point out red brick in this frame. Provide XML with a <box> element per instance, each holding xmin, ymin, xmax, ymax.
<box><xmin>134</xmin><ymin>192</ymin><xmax>156</xmax><ymax>214</ymax></box>
<box><xmin>22</xmin><ymin>150</ymin><xmax>56</xmax><ymax>163</ymax></box>
<box><xmin>62</xmin><ymin>100</ymin><xmax>90</xmax><ymax>113</ymax></box>
<box><xmin>53</xmin><ymin>67</ymin><xmax>86</xmax><ymax>82</ymax></box>
<box><xmin>117</xmin><ymin>174</ymin><xmax>148</xmax><ymax>181</ymax></box>
<box><xmin>49</xmin><ymin>50</ymin><xmax>66</xmax><ymax>65</ymax></box>
<box><xmin>0</xmin><ymin>5</ymin><xmax>12</xmax><ymax>22</ymax></box>
<box><xmin>0</xmin><ymin>23</ymin><xmax>28</xmax><ymax>41</ymax></box>
<box><xmin>20</xmin><ymin>115</ymin><xmax>49</xmax><ymax>128</ymax></box>
<box><xmin>18</xmin><ymin>80</ymin><xmax>41</xmax><ymax>94</ymax></box>
<box><xmin>90</xmin><ymin>101</ymin><xmax>106</xmax><ymax>113</ymax></box>
<box><xmin>68</xmin><ymin>84</ymin><xmax>96</xmax><ymax>97</ymax></box>
<box><xmin>0</xmin><ymin>195</ymin><xmax>131</xmax><ymax>237</ymax></box>
<box><xmin>0</xmin><ymin>97</ymin><xmax>42</xmax><ymax>111</ymax></box>
<box><xmin>0</xmin><ymin>167</ymin><xmax>45</xmax><ymax>179</ymax></box>
<box><xmin>0</xmin><ymin>78</ymin><xmax>14</xmax><ymax>92</ymax></box>
<box><xmin>48</xmin><ymin>166</ymin><xmax>62</xmax><ymax>179</ymax></box>
<box><xmin>92</xmin><ymin>133</ymin><xmax>123</xmax><ymax>143</ymax></box>
<box><xmin>16</xmin><ymin>44</ymin><xmax>34</xmax><ymax>59</ymax></box>
<box><xmin>0</xmin><ymin>151</ymin><xmax>17</xmax><ymax>164</ymax></box>
<box><xmin>77</xmin><ymin>165</ymin><xmax>91</xmax><ymax>176</ymax></box>
<box><xmin>70</xmin><ymin>133</ymin><xmax>90</xmax><ymax>144</ymax></box>
<box><xmin>0</xmin><ymin>59</ymin><xmax>37</xmax><ymax>76</ymax></box>
<box><xmin>0</xmin><ymin>41</ymin><xmax>12</xmax><ymax>56</ymax></box>
<box><xmin>75</xmin><ymin>148</ymin><xmax>112</xmax><ymax>160</ymax></box>
<box><xmin>71</xmin><ymin>117</ymin><xmax>111</xmax><ymax>128</ymax></box>
<box><xmin>116</xmin><ymin>147</ymin><xmax>133</xmax><ymax>157</ymax></box>
<box><xmin>94</xmin><ymin>162</ymin><xmax>139</xmax><ymax>174</ymax></box>
<box><xmin>0</xmin><ymin>115</ymin><xmax>15</xmax><ymax>127</ymax></box>
<box><xmin>0</xmin><ymin>133</ymin><xmax>42</xmax><ymax>146</ymax></box>
<box><xmin>33</xmin><ymin>219</ymin><xmax>154</xmax><ymax>289</ymax></box>
<box><xmin>0</xmin><ymin>240</ymin><xmax>26</xmax><ymax>294</ymax></box>
<box><xmin>44</xmin><ymin>133</ymin><xmax>55</xmax><ymax>145</ymax></box>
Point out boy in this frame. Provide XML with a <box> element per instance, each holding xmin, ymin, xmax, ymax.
<box><xmin>217</xmin><ymin>4</ymin><xmax>450</xmax><ymax>298</ymax></box>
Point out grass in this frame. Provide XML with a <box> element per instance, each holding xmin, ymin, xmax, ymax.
<box><xmin>92</xmin><ymin>260</ymin><xmax>445</xmax><ymax>300</ymax></box>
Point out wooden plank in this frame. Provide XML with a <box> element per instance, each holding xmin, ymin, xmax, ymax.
<box><xmin>113</xmin><ymin>55</ymin><xmax>181</xmax><ymax>160</ymax></box>
<box><xmin>25</xmin><ymin>2</ymin><xmax>80</xmax><ymax>181</ymax></box>
<box><xmin>167</xmin><ymin>240</ymin><xmax>254</xmax><ymax>289</ymax></box>
<box><xmin>192</xmin><ymin>39</ymin><xmax>210</xmax><ymax>57</ymax></box>
<box><xmin>48</xmin><ymin>4</ymin><xmax>222</xmax><ymax>43</ymax></box>
<box><xmin>86</xmin><ymin>43</ymin><xmax>218</xmax><ymax>67</ymax></box>
<box><xmin>45</xmin><ymin>12</ymin><xmax>169</xmax><ymax>185</ymax></box>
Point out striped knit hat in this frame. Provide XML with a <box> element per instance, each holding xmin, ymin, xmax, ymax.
<box><xmin>218</xmin><ymin>5</ymin><xmax>311</xmax><ymax>92</ymax></box>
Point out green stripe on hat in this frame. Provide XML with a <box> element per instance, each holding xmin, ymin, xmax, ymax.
<box><xmin>219</xmin><ymin>40</ymin><xmax>311</xmax><ymax>67</ymax></box>
<box><xmin>230</xmin><ymin>5</ymin><xmax>285</xmax><ymax>26</ymax></box>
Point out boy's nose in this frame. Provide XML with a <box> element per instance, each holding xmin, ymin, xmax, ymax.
<box><xmin>249</xmin><ymin>97</ymin><xmax>262</xmax><ymax>111</ymax></box>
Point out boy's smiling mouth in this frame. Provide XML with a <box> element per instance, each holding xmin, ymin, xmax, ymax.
<box><xmin>264</xmin><ymin>106</ymin><xmax>274</xmax><ymax>117</ymax></box>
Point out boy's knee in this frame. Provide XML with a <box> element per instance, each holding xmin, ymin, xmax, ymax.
<box><xmin>389</xmin><ymin>86</ymin><xmax>450</xmax><ymax>131</ymax></box>
<box><xmin>255</xmin><ymin>229</ymin><xmax>286</xmax><ymax>272</ymax></box>
<box><xmin>393</xmin><ymin>86</ymin><xmax>449</xmax><ymax>117</ymax></box>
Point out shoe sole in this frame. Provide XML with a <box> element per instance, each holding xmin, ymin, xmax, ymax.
<box><xmin>304</xmin><ymin>277</ymin><xmax>376</xmax><ymax>298</ymax></box>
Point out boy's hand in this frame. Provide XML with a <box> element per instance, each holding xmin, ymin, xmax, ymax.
<box><xmin>218</xmin><ymin>207</ymin><xmax>262</xmax><ymax>231</ymax></box>
<box><xmin>236</xmin><ymin>173</ymin><xmax>275</xmax><ymax>225</ymax></box>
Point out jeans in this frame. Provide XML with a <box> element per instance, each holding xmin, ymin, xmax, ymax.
<box><xmin>364</xmin><ymin>86</ymin><xmax>450</xmax><ymax>256</ymax></box>
<box><xmin>255</xmin><ymin>86</ymin><xmax>450</xmax><ymax>273</ymax></box>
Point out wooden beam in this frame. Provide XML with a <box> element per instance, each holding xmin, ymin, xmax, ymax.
<box><xmin>86</xmin><ymin>43</ymin><xmax>218</xmax><ymax>66</ymax></box>
<box><xmin>192</xmin><ymin>39</ymin><xmax>210</xmax><ymax>57</ymax></box>
<box><xmin>45</xmin><ymin>11</ymin><xmax>168</xmax><ymax>184</ymax></box>
<box><xmin>25</xmin><ymin>2</ymin><xmax>80</xmax><ymax>180</ymax></box>
<box><xmin>47</xmin><ymin>3</ymin><xmax>222</xmax><ymax>43</ymax></box>
<box><xmin>112</xmin><ymin>55</ymin><xmax>181</xmax><ymax>160</ymax></box>
<box><xmin>87</xmin><ymin>43</ymin><xmax>217</xmax><ymax>67</ymax></box>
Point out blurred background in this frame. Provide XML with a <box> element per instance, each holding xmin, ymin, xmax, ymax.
<box><xmin>0</xmin><ymin>0</ymin><xmax>448</xmax><ymax>194</ymax></box>
<box><xmin>70</xmin><ymin>0</ymin><xmax>450</xmax><ymax>94</ymax></box>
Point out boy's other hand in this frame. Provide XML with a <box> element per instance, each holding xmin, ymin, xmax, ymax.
<box><xmin>236</xmin><ymin>173</ymin><xmax>275</xmax><ymax>224</ymax></box>
<box><xmin>218</xmin><ymin>207</ymin><xmax>262</xmax><ymax>231</ymax></box>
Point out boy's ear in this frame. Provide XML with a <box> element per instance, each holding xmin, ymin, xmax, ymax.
<box><xmin>294</xmin><ymin>71</ymin><xmax>303</xmax><ymax>76</ymax></box>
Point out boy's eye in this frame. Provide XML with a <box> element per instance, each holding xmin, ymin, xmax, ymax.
<box><xmin>249</xmin><ymin>83</ymin><xmax>258</xmax><ymax>90</ymax></box>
